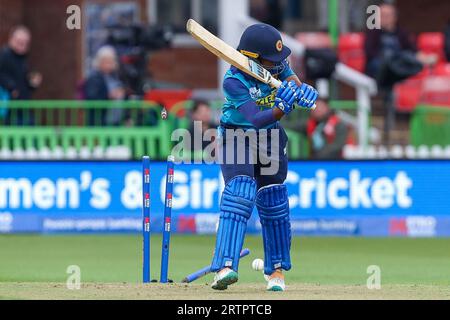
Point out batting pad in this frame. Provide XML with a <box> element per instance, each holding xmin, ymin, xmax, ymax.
<box><xmin>211</xmin><ymin>175</ymin><xmax>256</xmax><ymax>272</ymax></box>
<box><xmin>256</xmin><ymin>184</ymin><xmax>292</xmax><ymax>275</ymax></box>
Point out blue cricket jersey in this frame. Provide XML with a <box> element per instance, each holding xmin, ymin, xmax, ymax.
<box><xmin>220</xmin><ymin>64</ymin><xmax>295</xmax><ymax>129</ymax></box>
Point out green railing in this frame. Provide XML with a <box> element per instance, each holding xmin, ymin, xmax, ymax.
<box><xmin>410</xmin><ymin>105</ymin><xmax>450</xmax><ymax>146</ymax></box>
<box><xmin>0</xmin><ymin>126</ymin><xmax>173</xmax><ymax>160</ymax></box>
<box><xmin>329</xmin><ymin>100</ymin><xmax>358</xmax><ymax>110</ymax></box>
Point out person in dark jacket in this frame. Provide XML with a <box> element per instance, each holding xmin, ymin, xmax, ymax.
<box><xmin>364</xmin><ymin>3</ymin><xmax>437</xmax><ymax>145</ymax></box>
<box><xmin>0</xmin><ymin>26</ymin><xmax>42</xmax><ymax>124</ymax></box>
<box><xmin>364</xmin><ymin>3</ymin><xmax>437</xmax><ymax>79</ymax></box>
<box><xmin>84</xmin><ymin>46</ymin><xmax>125</xmax><ymax>125</ymax></box>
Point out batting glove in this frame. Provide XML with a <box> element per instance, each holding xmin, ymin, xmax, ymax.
<box><xmin>296</xmin><ymin>83</ymin><xmax>318</xmax><ymax>109</ymax></box>
<box><xmin>275</xmin><ymin>80</ymin><xmax>300</xmax><ymax>115</ymax></box>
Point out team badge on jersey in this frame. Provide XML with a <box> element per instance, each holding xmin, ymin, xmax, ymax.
<box><xmin>249</xmin><ymin>87</ymin><xmax>262</xmax><ymax>100</ymax></box>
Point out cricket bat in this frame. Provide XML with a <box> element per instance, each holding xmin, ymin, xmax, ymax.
<box><xmin>186</xmin><ymin>19</ymin><xmax>282</xmax><ymax>88</ymax></box>
<box><xmin>181</xmin><ymin>248</ymin><xmax>250</xmax><ymax>283</ymax></box>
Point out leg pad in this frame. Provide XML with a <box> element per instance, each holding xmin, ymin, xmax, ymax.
<box><xmin>211</xmin><ymin>176</ymin><xmax>256</xmax><ymax>272</ymax></box>
<box><xmin>256</xmin><ymin>184</ymin><xmax>291</xmax><ymax>275</ymax></box>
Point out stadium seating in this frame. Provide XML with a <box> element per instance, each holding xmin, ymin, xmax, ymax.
<box><xmin>393</xmin><ymin>62</ymin><xmax>450</xmax><ymax>112</ymax></box>
<box><xmin>433</xmin><ymin>62</ymin><xmax>450</xmax><ymax>76</ymax></box>
<box><xmin>393</xmin><ymin>68</ymin><xmax>431</xmax><ymax>112</ymax></box>
<box><xmin>394</xmin><ymin>32</ymin><xmax>449</xmax><ymax>112</ymax></box>
<box><xmin>337</xmin><ymin>33</ymin><xmax>366</xmax><ymax>72</ymax></box>
<box><xmin>417</xmin><ymin>32</ymin><xmax>446</xmax><ymax>64</ymax></box>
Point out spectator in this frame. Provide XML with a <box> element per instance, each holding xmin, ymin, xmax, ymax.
<box><xmin>0</xmin><ymin>26</ymin><xmax>42</xmax><ymax>124</ymax></box>
<box><xmin>187</xmin><ymin>100</ymin><xmax>216</xmax><ymax>160</ymax></box>
<box><xmin>284</xmin><ymin>99</ymin><xmax>350</xmax><ymax>159</ymax></box>
<box><xmin>84</xmin><ymin>46</ymin><xmax>126</xmax><ymax>125</ymax></box>
<box><xmin>364</xmin><ymin>3</ymin><xmax>437</xmax><ymax>82</ymax></box>
<box><xmin>364</xmin><ymin>3</ymin><xmax>437</xmax><ymax>145</ymax></box>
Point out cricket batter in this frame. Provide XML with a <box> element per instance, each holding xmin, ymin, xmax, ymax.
<box><xmin>211</xmin><ymin>23</ymin><xmax>318</xmax><ymax>291</ymax></box>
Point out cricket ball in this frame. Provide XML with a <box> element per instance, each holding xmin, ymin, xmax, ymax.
<box><xmin>251</xmin><ymin>258</ymin><xmax>264</xmax><ymax>271</ymax></box>
<box><xmin>161</xmin><ymin>107</ymin><xmax>168</xmax><ymax>120</ymax></box>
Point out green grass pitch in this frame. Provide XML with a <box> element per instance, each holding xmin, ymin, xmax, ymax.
<box><xmin>0</xmin><ymin>235</ymin><xmax>449</xmax><ymax>299</ymax></box>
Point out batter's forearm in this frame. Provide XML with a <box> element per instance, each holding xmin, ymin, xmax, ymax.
<box><xmin>239</xmin><ymin>100</ymin><xmax>279</xmax><ymax>128</ymax></box>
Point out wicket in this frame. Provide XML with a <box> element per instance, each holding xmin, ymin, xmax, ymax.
<box><xmin>142</xmin><ymin>155</ymin><xmax>175</xmax><ymax>283</ymax></box>
<box><xmin>160</xmin><ymin>155</ymin><xmax>175</xmax><ymax>283</ymax></box>
<box><xmin>142</xmin><ymin>156</ymin><xmax>151</xmax><ymax>283</ymax></box>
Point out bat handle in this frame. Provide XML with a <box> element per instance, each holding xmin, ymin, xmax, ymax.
<box><xmin>295</xmin><ymin>103</ymin><xmax>317</xmax><ymax>110</ymax></box>
<box><xmin>270</xmin><ymin>77</ymin><xmax>282</xmax><ymax>88</ymax></box>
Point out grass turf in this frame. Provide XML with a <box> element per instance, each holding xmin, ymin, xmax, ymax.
<box><xmin>0</xmin><ymin>235</ymin><xmax>449</xmax><ymax>299</ymax></box>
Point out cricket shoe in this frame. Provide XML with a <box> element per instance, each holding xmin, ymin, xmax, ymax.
<box><xmin>211</xmin><ymin>268</ymin><xmax>238</xmax><ymax>290</ymax></box>
<box><xmin>266</xmin><ymin>269</ymin><xmax>285</xmax><ymax>292</ymax></box>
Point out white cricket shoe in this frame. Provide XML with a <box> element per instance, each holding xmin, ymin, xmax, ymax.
<box><xmin>266</xmin><ymin>269</ymin><xmax>285</xmax><ymax>291</ymax></box>
<box><xmin>211</xmin><ymin>267</ymin><xmax>238</xmax><ymax>290</ymax></box>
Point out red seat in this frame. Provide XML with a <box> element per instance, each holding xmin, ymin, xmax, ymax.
<box><xmin>417</xmin><ymin>32</ymin><xmax>446</xmax><ymax>63</ymax></box>
<box><xmin>338</xmin><ymin>33</ymin><xmax>366</xmax><ymax>72</ymax></box>
<box><xmin>394</xmin><ymin>78</ymin><xmax>423</xmax><ymax>112</ymax></box>
<box><xmin>433</xmin><ymin>63</ymin><xmax>450</xmax><ymax>76</ymax></box>
<box><xmin>394</xmin><ymin>66</ymin><xmax>449</xmax><ymax>111</ymax></box>
<box><xmin>144</xmin><ymin>89</ymin><xmax>192</xmax><ymax>117</ymax></box>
